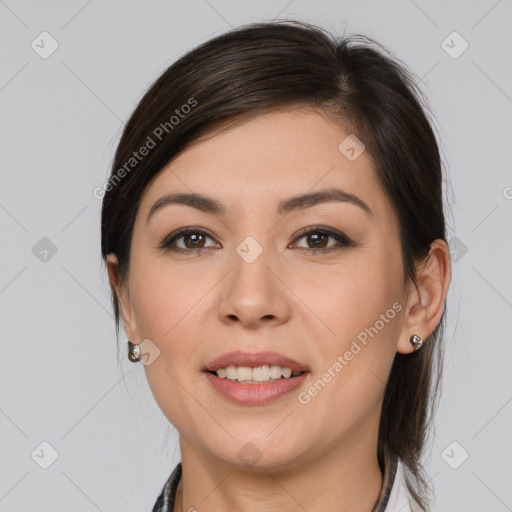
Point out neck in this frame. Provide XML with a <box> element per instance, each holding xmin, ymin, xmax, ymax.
<box><xmin>175</xmin><ymin>430</ymin><xmax>384</xmax><ymax>512</ymax></box>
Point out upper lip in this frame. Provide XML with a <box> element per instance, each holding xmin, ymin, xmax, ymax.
<box><xmin>203</xmin><ymin>351</ymin><xmax>310</xmax><ymax>373</ymax></box>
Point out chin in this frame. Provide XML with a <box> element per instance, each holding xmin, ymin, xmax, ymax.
<box><xmin>209</xmin><ymin>435</ymin><xmax>309</xmax><ymax>472</ymax></box>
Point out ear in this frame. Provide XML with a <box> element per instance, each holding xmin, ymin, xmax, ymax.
<box><xmin>397</xmin><ymin>239</ymin><xmax>452</xmax><ymax>354</ymax></box>
<box><xmin>106</xmin><ymin>254</ymin><xmax>140</xmax><ymax>342</ymax></box>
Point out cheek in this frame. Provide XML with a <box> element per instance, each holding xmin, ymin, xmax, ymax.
<box><xmin>305</xmin><ymin>247</ymin><xmax>402</xmax><ymax>342</ymax></box>
<box><xmin>129</xmin><ymin>255</ymin><xmax>203</xmax><ymax>339</ymax></box>
<box><xmin>301</xmin><ymin>291</ymin><xmax>401</xmax><ymax>439</ymax></box>
<box><xmin>300</xmin><ymin>250</ymin><xmax>403</xmax><ymax>407</ymax></box>
<box><xmin>130</xmin><ymin>262</ymin><xmax>208</xmax><ymax>430</ymax></box>
<box><xmin>126</xmin><ymin>262</ymin><xmax>207</xmax><ymax>410</ymax></box>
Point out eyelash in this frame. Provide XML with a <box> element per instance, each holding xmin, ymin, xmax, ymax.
<box><xmin>158</xmin><ymin>226</ymin><xmax>353</xmax><ymax>254</ymax></box>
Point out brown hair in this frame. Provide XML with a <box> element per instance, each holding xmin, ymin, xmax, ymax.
<box><xmin>101</xmin><ymin>19</ymin><xmax>451</xmax><ymax>511</ymax></box>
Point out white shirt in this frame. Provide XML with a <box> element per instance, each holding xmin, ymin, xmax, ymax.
<box><xmin>384</xmin><ymin>460</ymin><xmax>413</xmax><ymax>512</ymax></box>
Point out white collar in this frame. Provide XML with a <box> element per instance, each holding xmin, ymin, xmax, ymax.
<box><xmin>383</xmin><ymin>460</ymin><xmax>412</xmax><ymax>512</ymax></box>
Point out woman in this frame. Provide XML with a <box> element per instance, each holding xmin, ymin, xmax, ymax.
<box><xmin>101</xmin><ymin>20</ymin><xmax>452</xmax><ymax>512</ymax></box>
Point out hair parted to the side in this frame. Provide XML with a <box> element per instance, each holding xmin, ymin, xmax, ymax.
<box><xmin>101</xmin><ymin>19</ymin><xmax>450</xmax><ymax>511</ymax></box>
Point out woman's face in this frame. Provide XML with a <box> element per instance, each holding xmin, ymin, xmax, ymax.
<box><xmin>113</xmin><ymin>107</ymin><xmax>417</xmax><ymax>469</ymax></box>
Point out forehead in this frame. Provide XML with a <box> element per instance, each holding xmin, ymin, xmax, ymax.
<box><xmin>138</xmin><ymin>108</ymin><xmax>393</xmax><ymax>221</ymax></box>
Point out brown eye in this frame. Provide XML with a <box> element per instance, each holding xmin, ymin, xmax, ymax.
<box><xmin>159</xmin><ymin>227</ymin><xmax>218</xmax><ymax>253</ymax></box>
<box><xmin>159</xmin><ymin>226</ymin><xmax>352</xmax><ymax>254</ymax></box>
<box><xmin>182</xmin><ymin>232</ymin><xmax>206</xmax><ymax>249</ymax></box>
<box><xmin>292</xmin><ymin>226</ymin><xmax>352</xmax><ymax>252</ymax></box>
<box><xmin>305</xmin><ymin>232</ymin><xmax>329</xmax><ymax>249</ymax></box>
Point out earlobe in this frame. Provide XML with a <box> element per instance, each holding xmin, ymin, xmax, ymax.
<box><xmin>106</xmin><ymin>254</ymin><xmax>139</xmax><ymax>341</ymax></box>
<box><xmin>397</xmin><ymin>239</ymin><xmax>452</xmax><ymax>354</ymax></box>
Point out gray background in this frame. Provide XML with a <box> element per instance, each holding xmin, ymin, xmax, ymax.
<box><xmin>1</xmin><ymin>1</ymin><xmax>511</xmax><ymax>511</ymax></box>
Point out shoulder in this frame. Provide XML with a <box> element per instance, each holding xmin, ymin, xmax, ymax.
<box><xmin>384</xmin><ymin>459</ymin><xmax>413</xmax><ymax>512</ymax></box>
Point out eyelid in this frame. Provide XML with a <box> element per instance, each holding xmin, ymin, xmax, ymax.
<box><xmin>158</xmin><ymin>226</ymin><xmax>218</xmax><ymax>251</ymax></box>
<box><xmin>290</xmin><ymin>225</ymin><xmax>352</xmax><ymax>247</ymax></box>
<box><xmin>158</xmin><ymin>225</ymin><xmax>353</xmax><ymax>252</ymax></box>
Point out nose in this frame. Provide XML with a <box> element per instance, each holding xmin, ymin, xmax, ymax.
<box><xmin>217</xmin><ymin>244</ymin><xmax>292</xmax><ymax>330</ymax></box>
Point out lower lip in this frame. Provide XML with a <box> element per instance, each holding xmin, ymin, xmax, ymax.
<box><xmin>204</xmin><ymin>371</ymin><xmax>309</xmax><ymax>405</ymax></box>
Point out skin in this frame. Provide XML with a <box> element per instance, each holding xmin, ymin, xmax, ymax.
<box><xmin>108</xmin><ymin>107</ymin><xmax>451</xmax><ymax>512</ymax></box>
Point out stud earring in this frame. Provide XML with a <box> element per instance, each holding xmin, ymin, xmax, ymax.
<box><xmin>409</xmin><ymin>334</ymin><xmax>424</xmax><ymax>351</ymax></box>
<box><xmin>127</xmin><ymin>341</ymin><xmax>141</xmax><ymax>362</ymax></box>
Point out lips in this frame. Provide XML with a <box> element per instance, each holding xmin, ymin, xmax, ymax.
<box><xmin>204</xmin><ymin>371</ymin><xmax>309</xmax><ymax>405</ymax></box>
<box><xmin>203</xmin><ymin>350</ymin><xmax>310</xmax><ymax>373</ymax></box>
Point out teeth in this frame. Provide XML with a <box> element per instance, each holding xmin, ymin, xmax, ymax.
<box><xmin>214</xmin><ymin>365</ymin><xmax>302</xmax><ymax>383</ymax></box>
<box><xmin>269</xmin><ymin>365</ymin><xmax>283</xmax><ymax>379</ymax></box>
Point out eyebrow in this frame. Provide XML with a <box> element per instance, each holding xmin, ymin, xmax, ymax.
<box><xmin>146</xmin><ymin>187</ymin><xmax>372</xmax><ymax>225</ymax></box>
